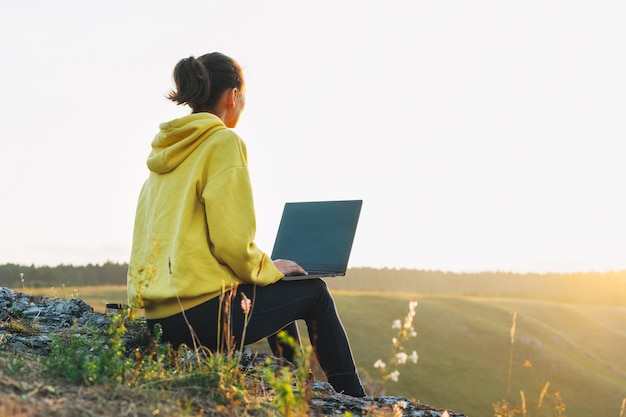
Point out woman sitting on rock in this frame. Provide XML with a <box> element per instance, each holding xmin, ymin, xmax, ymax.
<box><xmin>127</xmin><ymin>52</ymin><xmax>365</xmax><ymax>397</ymax></box>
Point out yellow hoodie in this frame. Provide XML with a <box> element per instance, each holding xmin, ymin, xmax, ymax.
<box><xmin>128</xmin><ymin>113</ymin><xmax>283</xmax><ymax>319</ymax></box>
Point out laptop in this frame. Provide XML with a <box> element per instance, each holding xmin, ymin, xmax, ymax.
<box><xmin>271</xmin><ymin>200</ymin><xmax>362</xmax><ymax>281</ymax></box>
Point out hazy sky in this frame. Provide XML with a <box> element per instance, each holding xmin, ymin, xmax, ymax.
<box><xmin>1</xmin><ymin>0</ymin><xmax>625</xmax><ymax>273</ymax></box>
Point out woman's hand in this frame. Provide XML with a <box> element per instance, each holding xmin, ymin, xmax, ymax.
<box><xmin>273</xmin><ymin>259</ymin><xmax>308</xmax><ymax>277</ymax></box>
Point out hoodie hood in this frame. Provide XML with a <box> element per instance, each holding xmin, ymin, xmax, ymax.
<box><xmin>147</xmin><ymin>113</ymin><xmax>226</xmax><ymax>174</ymax></box>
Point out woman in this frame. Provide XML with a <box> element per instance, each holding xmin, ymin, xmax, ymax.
<box><xmin>127</xmin><ymin>52</ymin><xmax>365</xmax><ymax>397</ymax></box>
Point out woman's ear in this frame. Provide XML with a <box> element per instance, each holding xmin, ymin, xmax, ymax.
<box><xmin>228</xmin><ymin>88</ymin><xmax>239</xmax><ymax>108</ymax></box>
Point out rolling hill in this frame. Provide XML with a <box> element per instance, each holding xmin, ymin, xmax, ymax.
<box><xmin>10</xmin><ymin>267</ymin><xmax>626</xmax><ymax>417</ymax></box>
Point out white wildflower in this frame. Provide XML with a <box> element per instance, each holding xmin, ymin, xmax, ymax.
<box><xmin>390</xmin><ymin>370</ymin><xmax>400</xmax><ymax>382</ymax></box>
<box><xmin>392</xmin><ymin>319</ymin><xmax>402</xmax><ymax>329</ymax></box>
<box><xmin>392</xmin><ymin>337</ymin><xmax>398</xmax><ymax>345</ymax></box>
<box><xmin>409</xmin><ymin>350</ymin><xmax>418</xmax><ymax>364</ymax></box>
<box><xmin>374</xmin><ymin>359</ymin><xmax>386</xmax><ymax>369</ymax></box>
<box><xmin>396</xmin><ymin>352</ymin><xmax>408</xmax><ymax>364</ymax></box>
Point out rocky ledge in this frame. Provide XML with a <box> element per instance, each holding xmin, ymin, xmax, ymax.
<box><xmin>0</xmin><ymin>288</ymin><xmax>467</xmax><ymax>417</ymax></box>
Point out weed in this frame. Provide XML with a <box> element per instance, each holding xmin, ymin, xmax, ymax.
<box><xmin>4</xmin><ymin>356</ymin><xmax>27</xmax><ymax>375</ymax></box>
<box><xmin>127</xmin><ymin>239</ymin><xmax>160</xmax><ymax>310</ymax></box>
<box><xmin>43</xmin><ymin>312</ymin><xmax>131</xmax><ymax>385</ymax></box>
<box><xmin>46</xmin><ymin>284</ymin><xmax>80</xmax><ymax>300</ymax></box>
<box><xmin>507</xmin><ymin>311</ymin><xmax>517</xmax><ymax>400</ymax></box>
<box><xmin>1</xmin><ymin>315</ymin><xmax>42</xmax><ymax>336</ymax></box>
<box><xmin>262</xmin><ymin>330</ymin><xmax>312</xmax><ymax>416</ymax></box>
<box><xmin>7</xmin><ymin>307</ymin><xmax>22</xmax><ymax>319</ymax></box>
<box><xmin>493</xmin><ymin>312</ymin><xmax>568</xmax><ymax>417</ymax></box>
<box><xmin>373</xmin><ymin>300</ymin><xmax>419</xmax><ymax>384</ymax></box>
<box><xmin>2</xmin><ymin>320</ymin><xmax>40</xmax><ymax>336</ymax></box>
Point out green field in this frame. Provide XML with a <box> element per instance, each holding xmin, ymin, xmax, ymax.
<box><xmin>21</xmin><ymin>276</ymin><xmax>626</xmax><ymax>417</ymax></box>
<box><xmin>334</xmin><ymin>291</ymin><xmax>626</xmax><ymax>417</ymax></box>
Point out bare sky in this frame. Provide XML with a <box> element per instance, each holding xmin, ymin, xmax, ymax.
<box><xmin>1</xmin><ymin>0</ymin><xmax>625</xmax><ymax>272</ymax></box>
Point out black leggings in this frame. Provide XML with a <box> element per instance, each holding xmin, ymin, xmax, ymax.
<box><xmin>146</xmin><ymin>278</ymin><xmax>365</xmax><ymax>397</ymax></box>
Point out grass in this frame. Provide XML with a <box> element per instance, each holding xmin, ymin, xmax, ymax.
<box><xmin>1</xmin><ymin>292</ymin><xmax>323</xmax><ymax>417</ymax></box>
<box><xmin>331</xmin><ymin>291</ymin><xmax>626</xmax><ymax>417</ymax></box>
<box><xmin>7</xmin><ymin>284</ymin><xmax>626</xmax><ymax>417</ymax></box>
<box><xmin>0</xmin><ymin>348</ymin><xmax>303</xmax><ymax>417</ymax></box>
<box><xmin>19</xmin><ymin>285</ymin><xmax>130</xmax><ymax>313</ymax></box>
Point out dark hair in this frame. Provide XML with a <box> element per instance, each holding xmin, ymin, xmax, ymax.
<box><xmin>167</xmin><ymin>52</ymin><xmax>244</xmax><ymax>113</ymax></box>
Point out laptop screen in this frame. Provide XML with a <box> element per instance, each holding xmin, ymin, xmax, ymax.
<box><xmin>270</xmin><ymin>200</ymin><xmax>362</xmax><ymax>273</ymax></box>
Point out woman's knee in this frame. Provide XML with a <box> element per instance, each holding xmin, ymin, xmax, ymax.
<box><xmin>301</xmin><ymin>277</ymin><xmax>330</xmax><ymax>293</ymax></box>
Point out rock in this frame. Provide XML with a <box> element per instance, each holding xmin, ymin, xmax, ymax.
<box><xmin>310</xmin><ymin>392</ymin><xmax>463</xmax><ymax>416</ymax></box>
<box><xmin>0</xmin><ymin>288</ymin><xmax>468</xmax><ymax>417</ymax></box>
<box><xmin>0</xmin><ymin>288</ymin><xmax>113</xmax><ymax>354</ymax></box>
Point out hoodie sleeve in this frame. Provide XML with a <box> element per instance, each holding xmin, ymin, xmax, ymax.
<box><xmin>201</xmin><ymin>134</ymin><xmax>283</xmax><ymax>285</ymax></box>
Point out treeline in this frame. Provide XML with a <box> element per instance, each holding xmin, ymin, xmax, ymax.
<box><xmin>0</xmin><ymin>262</ymin><xmax>128</xmax><ymax>288</ymax></box>
<box><xmin>2</xmin><ymin>263</ymin><xmax>625</xmax><ymax>306</ymax></box>
<box><xmin>329</xmin><ymin>267</ymin><xmax>626</xmax><ymax>306</ymax></box>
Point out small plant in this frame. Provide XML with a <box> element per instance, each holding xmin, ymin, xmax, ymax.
<box><xmin>493</xmin><ymin>312</ymin><xmax>567</xmax><ymax>417</ymax></box>
<box><xmin>43</xmin><ymin>310</ymin><xmax>131</xmax><ymax>384</ymax></box>
<box><xmin>262</xmin><ymin>330</ymin><xmax>312</xmax><ymax>417</ymax></box>
<box><xmin>1</xmin><ymin>310</ymin><xmax>42</xmax><ymax>336</ymax></box>
<box><xmin>2</xmin><ymin>319</ymin><xmax>42</xmax><ymax>336</ymax></box>
<box><xmin>8</xmin><ymin>306</ymin><xmax>23</xmax><ymax>319</ymax></box>
<box><xmin>128</xmin><ymin>239</ymin><xmax>160</xmax><ymax>310</ymax></box>
<box><xmin>493</xmin><ymin>361</ymin><xmax>567</xmax><ymax>417</ymax></box>
<box><xmin>4</xmin><ymin>356</ymin><xmax>27</xmax><ymax>375</ymax></box>
<box><xmin>168</xmin><ymin>263</ymin><xmax>252</xmax><ymax>401</ymax></box>
<box><xmin>47</xmin><ymin>284</ymin><xmax>80</xmax><ymax>300</ymax></box>
<box><xmin>373</xmin><ymin>300</ymin><xmax>419</xmax><ymax>384</ymax></box>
